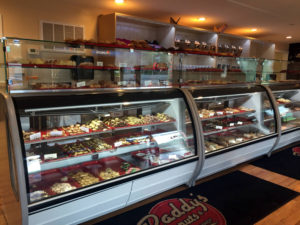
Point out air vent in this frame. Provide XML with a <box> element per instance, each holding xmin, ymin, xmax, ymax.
<box><xmin>41</xmin><ymin>21</ymin><xmax>84</xmax><ymax>50</ymax></box>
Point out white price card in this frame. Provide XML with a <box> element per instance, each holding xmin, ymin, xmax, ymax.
<box><xmin>217</xmin><ymin>111</ymin><xmax>224</xmax><ymax>116</ymax></box>
<box><xmin>209</xmin><ymin>113</ymin><xmax>215</xmax><ymax>117</ymax></box>
<box><xmin>226</xmin><ymin>111</ymin><xmax>233</xmax><ymax>114</ymax></box>
<box><xmin>237</xmin><ymin>121</ymin><xmax>243</xmax><ymax>125</ymax></box>
<box><xmin>114</xmin><ymin>141</ymin><xmax>123</xmax><ymax>147</ymax></box>
<box><xmin>216</xmin><ymin>125</ymin><xmax>223</xmax><ymax>130</ymax></box>
<box><xmin>236</xmin><ymin>138</ymin><xmax>243</xmax><ymax>142</ymax></box>
<box><xmin>153</xmin><ymin>132</ymin><xmax>180</xmax><ymax>145</ymax></box>
<box><xmin>80</xmin><ymin>126</ymin><xmax>89</xmax><ymax>133</ymax></box>
<box><xmin>96</xmin><ymin>61</ymin><xmax>103</xmax><ymax>66</ymax></box>
<box><xmin>44</xmin><ymin>153</ymin><xmax>57</xmax><ymax>160</ymax></box>
<box><xmin>76</xmin><ymin>81</ymin><xmax>86</xmax><ymax>88</ymax></box>
<box><xmin>168</xmin><ymin>155</ymin><xmax>178</xmax><ymax>160</ymax></box>
<box><xmin>29</xmin><ymin>132</ymin><xmax>41</xmax><ymax>141</ymax></box>
<box><xmin>50</xmin><ymin>130</ymin><xmax>63</xmax><ymax>137</ymax></box>
<box><xmin>27</xmin><ymin>155</ymin><xmax>41</xmax><ymax>173</ymax></box>
<box><xmin>229</xmin><ymin>123</ymin><xmax>235</xmax><ymax>127</ymax></box>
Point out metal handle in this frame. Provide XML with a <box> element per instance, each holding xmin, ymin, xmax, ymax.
<box><xmin>180</xmin><ymin>88</ymin><xmax>205</xmax><ymax>187</ymax></box>
<box><xmin>259</xmin><ymin>84</ymin><xmax>282</xmax><ymax>157</ymax></box>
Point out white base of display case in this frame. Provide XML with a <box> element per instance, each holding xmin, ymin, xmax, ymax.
<box><xmin>275</xmin><ymin>129</ymin><xmax>300</xmax><ymax>151</ymax></box>
<box><xmin>127</xmin><ymin>161</ymin><xmax>197</xmax><ymax>205</ymax></box>
<box><xmin>198</xmin><ymin>137</ymin><xmax>277</xmax><ymax>179</ymax></box>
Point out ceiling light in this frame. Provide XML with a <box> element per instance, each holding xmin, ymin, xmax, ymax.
<box><xmin>198</xmin><ymin>17</ymin><xmax>206</xmax><ymax>21</ymax></box>
<box><xmin>286</xmin><ymin>36</ymin><xmax>292</xmax><ymax>39</ymax></box>
<box><xmin>115</xmin><ymin>0</ymin><xmax>124</xmax><ymax>4</ymax></box>
<box><xmin>251</xmin><ymin>28</ymin><xmax>257</xmax><ymax>32</ymax></box>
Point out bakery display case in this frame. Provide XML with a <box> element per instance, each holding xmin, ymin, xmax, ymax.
<box><xmin>1</xmin><ymin>37</ymin><xmax>173</xmax><ymax>92</ymax></box>
<box><xmin>188</xmin><ymin>84</ymin><xmax>276</xmax><ymax>155</ymax></box>
<box><xmin>179</xmin><ymin>55</ymin><xmax>258</xmax><ymax>86</ymax></box>
<box><xmin>0</xmin><ymin>89</ymin><xmax>200</xmax><ymax>224</ymax></box>
<box><xmin>268</xmin><ymin>83</ymin><xmax>300</xmax><ymax>131</ymax></box>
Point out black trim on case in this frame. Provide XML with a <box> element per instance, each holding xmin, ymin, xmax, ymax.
<box><xmin>13</xmin><ymin>89</ymin><xmax>183</xmax><ymax>109</ymax></box>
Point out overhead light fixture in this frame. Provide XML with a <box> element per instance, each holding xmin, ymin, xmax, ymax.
<box><xmin>115</xmin><ymin>0</ymin><xmax>124</xmax><ymax>4</ymax></box>
<box><xmin>286</xmin><ymin>36</ymin><xmax>292</xmax><ymax>39</ymax></box>
<box><xmin>251</xmin><ymin>28</ymin><xmax>257</xmax><ymax>32</ymax></box>
<box><xmin>198</xmin><ymin>17</ymin><xmax>206</xmax><ymax>21</ymax></box>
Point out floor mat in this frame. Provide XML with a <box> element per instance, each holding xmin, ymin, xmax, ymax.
<box><xmin>94</xmin><ymin>171</ymin><xmax>299</xmax><ymax>225</ymax></box>
<box><xmin>251</xmin><ymin>147</ymin><xmax>300</xmax><ymax>180</ymax></box>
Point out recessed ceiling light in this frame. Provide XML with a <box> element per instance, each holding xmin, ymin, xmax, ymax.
<box><xmin>115</xmin><ymin>0</ymin><xmax>124</xmax><ymax>4</ymax></box>
<box><xmin>198</xmin><ymin>17</ymin><xmax>206</xmax><ymax>21</ymax></box>
<box><xmin>286</xmin><ymin>36</ymin><xmax>292</xmax><ymax>39</ymax></box>
<box><xmin>251</xmin><ymin>28</ymin><xmax>257</xmax><ymax>32</ymax></box>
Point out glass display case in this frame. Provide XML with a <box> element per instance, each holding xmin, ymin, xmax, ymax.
<box><xmin>12</xmin><ymin>89</ymin><xmax>196</xmax><ymax>208</ymax></box>
<box><xmin>3</xmin><ymin>37</ymin><xmax>295</xmax><ymax>93</ymax></box>
<box><xmin>268</xmin><ymin>83</ymin><xmax>300</xmax><ymax>131</ymax></box>
<box><xmin>2</xmin><ymin>37</ymin><xmax>173</xmax><ymax>92</ymax></box>
<box><xmin>188</xmin><ymin>84</ymin><xmax>276</xmax><ymax>155</ymax></box>
<box><xmin>179</xmin><ymin>54</ymin><xmax>258</xmax><ymax>86</ymax></box>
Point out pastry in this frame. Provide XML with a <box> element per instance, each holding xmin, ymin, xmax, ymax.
<box><xmin>23</xmin><ymin>130</ymin><xmax>41</xmax><ymax>141</ymax></box>
<box><xmin>99</xmin><ymin>168</ymin><xmax>120</xmax><ymax>180</ymax></box>
<box><xmin>277</xmin><ymin>98</ymin><xmax>291</xmax><ymax>104</ymax></box>
<box><xmin>61</xmin><ymin>142</ymin><xmax>92</xmax><ymax>156</ymax></box>
<box><xmin>85</xmin><ymin>119</ymin><xmax>109</xmax><ymax>131</ymax></box>
<box><xmin>82</xmin><ymin>138</ymin><xmax>112</xmax><ymax>152</ymax></box>
<box><xmin>238</xmin><ymin>106</ymin><xmax>254</xmax><ymax>112</ymax></box>
<box><xmin>30</xmin><ymin>190</ymin><xmax>49</xmax><ymax>202</ymax></box>
<box><xmin>155</xmin><ymin>113</ymin><xmax>174</xmax><ymax>122</ymax></box>
<box><xmin>140</xmin><ymin>115</ymin><xmax>161</xmax><ymax>124</ymax></box>
<box><xmin>62</xmin><ymin>124</ymin><xmax>89</xmax><ymax>135</ymax></box>
<box><xmin>70</xmin><ymin>171</ymin><xmax>99</xmax><ymax>187</ymax></box>
<box><xmin>50</xmin><ymin>182</ymin><xmax>76</xmax><ymax>194</ymax></box>
<box><xmin>42</xmin><ymin>129</ymin><xmax>67</xmax><ymax>139</ymax></box>
<box><xmin>103</xmin><ymin>117</ymin><xmax>127</xmax><ymax>127</ymax></box>
<box><xmin>198</xmin><ymin>109</ymin><xmax>215</xmax><ymax>118</ymax></box>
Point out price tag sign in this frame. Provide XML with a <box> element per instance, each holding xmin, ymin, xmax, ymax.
<box><xmin>29</xmin><ymin>132</ymin><xmax>41</xmax><ymax>141</ymax></box>
<box><xmin>111</xmin><ymin>111</ymin><xmax>123</xmax><ymax>117</ymax></box>
<box><xmin>44</xmin><ymin>153</ymin><xmax>57</xmax><ymax>160</ymax></box>
<box><xmin>199</xmin><ymin>114</ymin><xmax>203</xmax><ymax>118</ymax></box>
<box><xmin>229</xmin><ymin>123</ymin><xmax>235</xmax><ymax>127</ymax></box>
<box><xmin>27</xmin><ymin>156</ymin><xmax>41</xmax><ymax>173</ymax></box>
<box><xmin>114</xmin><ymin>141</ymin><xmax>123</xmax><ymax>147</ymax></box>
<box><xmin>226</xmin><ymin>111</ymin><xmax>233</xmax><ymax>114</ymax></box>
<box><xmin>216</xmin><ymin>125</ymin><xmax>223</xmax><ymax>130</ymax></box>
<box><xmin>237</xmin><ymin>121</ymin><xmax>243</xmax><ymax>125</ymax></box>
<box><xmin>217</xmin><ymin>111</ymin><xmax>223</xmax><ymax>116</ymax></box>
<box><xmin>76</xmin><ymin>81</ymin><xmax>86</xmax><ymax>88</ymax></box>
<box><xmin>236</xmin><ymin>138</ymin><xmax>243</xmax><ymax>142</ymax></box>
<box><xmin>209</xmin><ymin>113</ymin><xmax>215</xmax><ymax>117</ymax></box>
<box><xmin>80</xmin><ymin>126</ymin><xmax>89</xmax><ymax>133</ymax></box>
<box><xmin>50</xmin><ymin>130</ymin><xmax>63</xmax><ymax>137</ymax></box>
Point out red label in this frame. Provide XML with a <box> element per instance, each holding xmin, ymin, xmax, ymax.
<box><xmin>137</xmin><ymin>195</ymin><xmax>226</xmax><ymax>225</ymax></box>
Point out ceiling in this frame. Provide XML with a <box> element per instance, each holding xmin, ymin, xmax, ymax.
<box><xmin>67</xmin><ymin>0</ymin><xmax>300</xmax><ymax>45</ymax></box>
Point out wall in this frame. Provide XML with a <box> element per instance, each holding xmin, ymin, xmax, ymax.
<box><xmin>0</xmin><ymin>0</ymin><xmax>110</xmax><ymax>40</ymax></box>
<box><xmin>0</xmin><ymin>0</ymin><xmax>110</xmax><ymax>87</ymax></box>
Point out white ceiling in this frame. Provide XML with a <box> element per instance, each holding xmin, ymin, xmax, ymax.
<box><xmin>66</xmin><ymin>0</ymin><xmax>300</xmax><ymax>45</ymax></box>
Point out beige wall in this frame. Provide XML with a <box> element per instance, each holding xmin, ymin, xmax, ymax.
<box><xmin>0</xmin><ymin>0</ymin><xmax>110</xmax><ymax>40</ymax></box>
